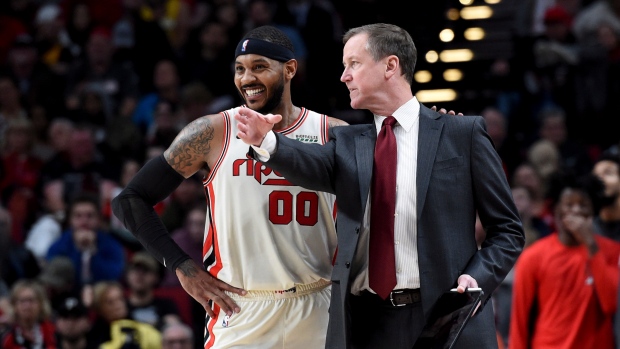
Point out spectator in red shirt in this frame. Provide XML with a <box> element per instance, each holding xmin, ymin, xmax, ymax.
<box><xmin>509</xmin><ymin>172</ymin><xmax>620</xmax><ymax>349</ymax></box>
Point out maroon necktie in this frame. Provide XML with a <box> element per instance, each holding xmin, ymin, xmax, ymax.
<box><xmin>369</xmin><ymin>116</ymin><xmax>398</xmax><ymax>299</ymax></box>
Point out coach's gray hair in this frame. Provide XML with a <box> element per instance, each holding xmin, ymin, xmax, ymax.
<box><xmin>343</xmin><ymin>23</ymin><xmax>417</xmax><ymax>85</ymax></box>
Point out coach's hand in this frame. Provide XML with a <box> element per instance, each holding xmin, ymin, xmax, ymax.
<box><xmin>176</xmin><ymin>259</ymin><xmax>247</xmax><ymax>317</ymax></box>
<box><xmin>235</xmin><ymin>106</ymin><xmax>282</xmax><ymax>146</ymax></box>
<box><xmin>431</xmin><ymin>105</ymin><xmax>463</xmax><ymax>116</ymax></box>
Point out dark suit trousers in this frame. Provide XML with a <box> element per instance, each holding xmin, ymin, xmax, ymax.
<box><xmin>350</xmin><ymin>292</ymin><xmax>425</xmax><ymax>349</ymax></box>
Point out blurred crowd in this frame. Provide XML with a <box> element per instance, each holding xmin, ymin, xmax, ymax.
<box><xmin>0</xmin><ymin>0</ymin><xmax>619</xmax><ymax>348</ymax></box>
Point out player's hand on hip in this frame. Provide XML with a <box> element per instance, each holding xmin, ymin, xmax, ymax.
<box><xmin>455</xmin><ymin>274</ymin><xmax>478</xmax><ymax>293</ymax></box>
<box><xmin>235</xmin><ymin>106</ymin><xmax>282</xmax><ymax>146</ymax></box>
<box><xmin>175</xmin><ymin>260</ymin><xmax>247</xmax><ymax>318</ymax></box>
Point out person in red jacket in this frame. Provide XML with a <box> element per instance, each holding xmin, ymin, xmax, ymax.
<box><xmin>509</xmin><ymin>172</ymin><xmax>620</xmax><ymax>349</ymax></box>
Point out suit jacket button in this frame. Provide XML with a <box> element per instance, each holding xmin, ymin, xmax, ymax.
<box><xmin>345</xmin><ymin>262</ymin><xmax>351</xmax><ymax>268</ymax></box>
<box><xmin>355</xmin><ymin>227</ymin><xmax>360</xmax><ymax>234</ymax></box>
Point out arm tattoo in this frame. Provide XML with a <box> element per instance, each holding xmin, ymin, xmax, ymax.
<box><xmin>328</xmin><ymin>120</ymin><xmax>342</xmax><ymax>128</ymax></box>
<box><xmin>328</xmin><ymin>118</ymin><xmax>349</xmax><ymax>128</ymax></box>
<box><xmin>165</xmin><ymin>118</ymin><xmax>214</xmax><ymax>176</ymax></box>
<box><xmin>177</xmin><ymin>259</ymin><xmax>199</xmax><ymax>278</ymax></box>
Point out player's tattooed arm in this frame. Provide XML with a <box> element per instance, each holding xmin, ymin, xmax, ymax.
<box><xmin>164</xmin><ymin>117</ymin><xmax>215</xmax><ymax>178</ymax></box>
<box><xmin>327</xmin><ymin>116</ymin><xmax>349</xmax><ymax>129</ymax></box>
<box><xmin>176</xmin><ymin>259</ymin><xmax>200</xmax><ymax>278</ymax></box>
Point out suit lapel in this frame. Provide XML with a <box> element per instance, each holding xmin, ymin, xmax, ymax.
<box><xmin>416</xmin><ymin>105</ymin><xmax>443</xmax><ymax>218</ymax></box>
<box><xmin>355</xmin><ymin>126</ymin><xmax>376</xmax><ymax>210</ymax></box>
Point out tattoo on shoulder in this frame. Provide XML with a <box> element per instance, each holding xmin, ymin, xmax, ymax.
<box><xmin>178</xmin><ymin>260</ymin><xmax>199</xmax><ymax>278</ymax></box>
<box><xmin>165</xmin><ymin>118</ymin><xmax>214</xmax><ymax>175</ymax></box>
<box><xmin>328</xmin><ymin>118</ymin><xmax>349</xmax><ymax>128</ymax></box>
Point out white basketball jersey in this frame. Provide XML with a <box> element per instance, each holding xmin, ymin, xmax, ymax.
<box><xmin>202</xmin><ymin>106</ymin><xmax>337</xmax><ymax>290</ymax></box>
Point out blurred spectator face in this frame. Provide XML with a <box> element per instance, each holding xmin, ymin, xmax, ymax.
<box><xmin>481</xmin><ymin>107</ymin><xmax>506</xmax><ymax>148</ymax></box>
<box><xmin>72</xmin><ymin>3</ymin><xmax>91</xmax><ymax>31</ymax></box>
<box><xmin>512</xmin><ymin>186</ymin><xmax>533</xmax><ymax>218</ymax></box>
<box><xmin>540</xmin><ymin>114</ymin><xmax>567</xmax><ymax>146</ymax></box>
<box><xmin>527</xmin><ymin>140</ymin><xmax>560</xmax><ymax>180</ymax></box>
<box><xmin>154</xmin><ymin>101</ymin><xmax>177</xmax><ymax>130</ymax></box>
<box><xmin>598</xmin><ymin>24</ymin><xmax>619</xmax><ymax>50</ymax></box>
<box><xmin>216</xmin><ymin>4</ymin><xmax>239</xmax><ymax>30</ymax></box>
<box><xmin>126</xmin><ymin>255</ymin><xmax>160</xmax><ymax>292</ymax></box>
<box><xmin>4</xmin><ymin>120</ymin><xmax>34</xmax><ymax>154</ymax></box>
<box><xmin>48</xmin><ymin>119</ymin><xmax>74</xmax><ymax>153</ymax></box>
<box><xmin>35</xmin><ymin>4</ymin><xmax>64</xmax><ymax>39</ymax></box>
<box><xmin>7</xmin><ymin>42</ymin><xmax>37</xmax><ymax>79</ymax></box>
<box><xmin>70</xmin><ymin>201</ymin><xmax>99</xmax><ymax>231</ymax></box>
<box><xmin>87</xmin><ymin>29</ymin><xmax>113</xmax><ymax>67</ymax></box>
<box><xmin>555</xmin><ymin>188</ymin><xmax>593</xmax><ymax>235</ymax></box>
<box><xmin>512</xmin><ymin>164</ymin><xmax>543</xmax><ymax>197</ymax></box>
<box><xmin>98</xmin><ymin>284</ymin><xmax>127</xmax><ymax>322</ymax></box>
<box><xmin>200</xmin><ymin>22</ymin><xmax>228</xmax><ymax>51</ymax></box>
<box><xmin>55</xmin><ymin>298</ymin><xmax>90</xmax><ymax>341</ymax></box>
<box><xmin>12</xmin><ymin>285</ymin><xmax>43</xmax><ymax>323</ymax></box>
<box><xmin>593</xmin><ymin>160</ymin><xmax>620</xmax><ymax>199</ymax></box>
<box><xmin>154</xmin><ymin>60</ymin><xmax>179</xmax><ymax>90</ymax></box>
<box><xmin>162</xmin><ymin>324</ymin><xmax>193</xmax><ymax>349</ymax></box>
<box><xmin>0</xmin><ymin>77</ymin><xmax>21</xmax><ymax>109</ymax></box>
<box><xmin>68</xmin><ymin>129</ymin><xmax>95</xmax><ymax>165</ymax></box>
<box><xmin>56</xmin><ymin>315</ymin><xmax>90</xmax><ymax>341</ymax></box>
<box><xmin>186</xmin><ymin>207</ymin><xmax>206</xmax><ymax>243</ymax></box>
<box><xmin>120</xmin><ymin>159</ymin><xmax>140</xmax><ymax>187</ymax></box>
<box><xmin>248</xmin><ymin>0</ymin><xmax>275</xmax><ymax>26</ymax></box>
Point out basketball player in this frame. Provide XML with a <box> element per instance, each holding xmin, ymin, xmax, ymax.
<box><xmin>111</xmin><ymin>25</ymin><xmax>347</xmax><ymax>348</ymax></box>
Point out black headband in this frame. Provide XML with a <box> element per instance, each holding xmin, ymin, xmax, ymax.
<box><xmin>234</xmin><ymin>38</ymin><xmax>294</xmax><ymax>62</ymax></box>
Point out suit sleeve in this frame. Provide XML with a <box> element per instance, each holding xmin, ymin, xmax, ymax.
<box><xmin>253</xmin><ymin>131</ymin><xmax>338</xmax><ymax>194</ymax></box>
<box><xmin>463</xmin><ymin>117</ymin><xmax>525</xmax><ymax>301</ymax></box>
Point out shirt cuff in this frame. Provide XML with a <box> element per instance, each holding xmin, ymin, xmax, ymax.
<box><xmin>250</xmin><ymin>131</ymin><xmax>276</xmax><ymax>161</ymax></box>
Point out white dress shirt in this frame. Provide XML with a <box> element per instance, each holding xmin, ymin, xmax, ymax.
<box><xmin>350</xmin><ymin>96</ymin><xmax>420</xmax><ymax>294</ymax></box>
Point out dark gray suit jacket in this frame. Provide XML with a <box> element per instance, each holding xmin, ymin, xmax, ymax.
<box><xmin>258</xmin><ymin>104</ymin><xmax>525</xmax><ymax>349</ymax></box>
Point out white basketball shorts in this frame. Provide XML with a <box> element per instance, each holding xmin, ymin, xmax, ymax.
<box><xmin>204</xmin><ymin>279</ymin><xmax>331</xmax><ymax>349</ymax></box>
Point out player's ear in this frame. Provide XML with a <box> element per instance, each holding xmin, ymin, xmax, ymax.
<box><xmin>283</xmin><ymin>59</ymin><xmax>297</xmax><ymax>80</ymax></box>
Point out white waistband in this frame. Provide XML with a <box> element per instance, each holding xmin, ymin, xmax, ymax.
<box><xmin>226</xmin><ymin>279</ymin><xmax>331</xmax><ymax>301</ymax></box>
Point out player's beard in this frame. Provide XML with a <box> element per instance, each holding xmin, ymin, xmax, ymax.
<box><xmin>252</xmin><ymin>76</ymin><xmax>285</xmax><ymax>115</ymax></box>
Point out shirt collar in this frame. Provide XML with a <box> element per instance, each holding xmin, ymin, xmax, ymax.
<box><xmin>373</xmin><ymin>96</ymin><xmax>420</xmax><ymax>133</ymax></box>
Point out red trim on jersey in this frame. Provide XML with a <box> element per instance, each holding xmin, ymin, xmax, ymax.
<box><xmin>204</xmin><ymin>303</ymin><xmax>221</xmax><ymax>348</ymax></box>
<box><xmin>203</xmin><ymin>112</ymin><xmax>232</xmax><ymax>185</ymax></box>
<box><xmin>331</xmin><ymin>200</ymin><xmax>338</xmax><ymax>265</ymax></box>
<box><xmin>279</xmin><ymin>108</ymin><xmax>308</xmax><ymax>135</ymax></box>
<box><xmin>205</xmin><ymin>182</ymin><xmax>224</xmax><ymax>276</ymax></box>
<box><xmin>321</xmin><ymin>114</ymin><xmax>329</xmax><ymax>144</ymax></box>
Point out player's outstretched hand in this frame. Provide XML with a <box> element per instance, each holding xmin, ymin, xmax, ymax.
<box><xmin>235</xmin><ymin>106</ymin><xmax>282</xmax><ymax>146</ymax></box>
<box><xmin>175</xmin><ymin>259</ymin><xmax>247</xmax><ymax>318</ymax></box>
<box><xmin>431</xmin><ymin>105</ymin><xmax>464</xmax><ymax>116</ymax></box>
